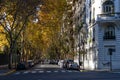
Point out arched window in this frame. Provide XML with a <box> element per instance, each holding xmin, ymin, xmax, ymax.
<box><xmin>102</xmin><ymin>1</ymin><xmax>114</xmax><ymax>13</ymax></box>
<box><xmin>104</xmin><ymin>25</ymin><xmax>115</xmax><ymax>40</ymax></box>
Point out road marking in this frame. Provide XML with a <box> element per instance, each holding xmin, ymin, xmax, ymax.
<box><xmin>61</xmin><ymin>70</ymin><xmax>66</xmax><ymax>72</ymax></box>
<box><xmin>67</xmin><ymin>70</ymin><xmax>72</xmax><ymax>72</ymax></box>
<box><xmin>39</xmin><ymin>71</ymin><xmax>44</xmax><ymax>73</ymax></box>
<box><xmin>35</xmin><ymin>69</ymin><xmax>43</xmax><ymax>71</ymax></box>
<box><xmin>0</xmin><ymin>70</ymin><xmax>16</xmax><ymax>76</ymax></box>
<box><xmin>15</xmin><ymin>72</ymin><xmax>20</xmax><ymax>75</ymax></box>
<box><xmin>31</xmin><ymin>71</ymin><xmax>37</xmax><ymax>73</ymax></box>
<box><xmin>23</xmin><ymin>71</ymin><xmax>29</xmax><ymax>74</ymax></box>
<box><xmin>46</xmin><ymin>71</ymin><xmax>51</xmax><ymax>73</ymax></box>
<box><xmin>54</xmin><ymin>71</ymin><xmax>58</xmax><ymax>73</ymax></box>
<box><xmin>13</xmin><ymin>70</ymin><xmax>80</xmax><ymax>75</ymax></box>
<box><xmin>73</xmin><ymin>70</ymin><xmax>79</xmax><ymax>72</ymax></box>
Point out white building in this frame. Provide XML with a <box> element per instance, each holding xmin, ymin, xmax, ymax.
<box><xmin>84</xmin><ymin>0</ymin><xmax>120</xmax><ymax>70</ymax></box>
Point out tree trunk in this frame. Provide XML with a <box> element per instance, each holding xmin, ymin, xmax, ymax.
<box><xmin>8</xmin><ymin>52</ymin><xmax>12</xmax><ymax>69</ymax></box>
<box><xmin>8</xmin><ymin>48</ymin><xmax>13</xmax><ymax>69</ymax></box>
<box><xmin>8</xmin><ymin>41</ymin><xmax>15</xmax><ymax>69</ymax></box>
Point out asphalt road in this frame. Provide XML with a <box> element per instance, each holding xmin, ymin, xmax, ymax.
<box><xmin>0</xmin><ymin>64</ymin><xmax>120</xmax><ymax>80</ymax></box>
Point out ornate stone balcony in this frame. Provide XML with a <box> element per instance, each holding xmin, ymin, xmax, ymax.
<box><xmin>97</xmin><ymin>12</ymin><xmax>120</xmax><ymax>22</ymax></box>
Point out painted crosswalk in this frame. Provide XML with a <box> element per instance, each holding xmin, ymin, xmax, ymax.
<box><xmin>23</xmin><ymin>71</ymin><xmax>29</xmax><ymax>74</ymax></box>
<box><xmin>39</xmin><ymin>71</ymin><xmax>44</xmax><ymax>73</ymax></box>
<box><xmin>14</xmin><ymin>70</ymin><xmax>80</xmax><ymax>75</ymax></box>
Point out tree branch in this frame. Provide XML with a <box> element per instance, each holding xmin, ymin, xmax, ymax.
<box><xmin>0</xmin><ymin>21</ymin><xmax>9</xmax><ymax>32</ymax></box>
<box><xmin>11</xmin><ymin>0</ymin><xmax>21</xmax><ymax>30</ymax></box>
<box><xmin>14</xmin><ymin>15</ymin><xmax>29</xmax><ymax>42</ymax></box>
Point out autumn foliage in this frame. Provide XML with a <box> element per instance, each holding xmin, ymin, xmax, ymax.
<box><xmin>0</xmin><ymin>0</ymin><xmax>69</xmax><ymax>61</ymax></box>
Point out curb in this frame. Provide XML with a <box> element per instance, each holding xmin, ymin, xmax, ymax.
<box><xmin>0</xmin><ymin>70</ymin><xmax>16</xmax><ymax>76</ymax></box>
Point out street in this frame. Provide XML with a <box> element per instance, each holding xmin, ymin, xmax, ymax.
<box><xmin>0</xmin><ymin>64</ymin><xmax>120</xmax><ymax>80</ymax></box>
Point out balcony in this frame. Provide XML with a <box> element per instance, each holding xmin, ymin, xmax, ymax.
<box><xmin>103</xmin><ymin>36</ymin><xmax>116</xmax><ymax>40</ymax></box>
<box><xmin>97</xmin><ymin>13</ymin><xmax>120</xmax><ymax>22</ymax></box>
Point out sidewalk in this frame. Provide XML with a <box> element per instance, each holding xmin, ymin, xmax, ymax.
<box><xmin>83</xmin><ymin>69</ymin><xmax>120</xmax><ymax>72</ymax></box>
<box><xmin>0</xmin><ymin>65</ymin><xmax>15</xmax><ymax>76</ymax></box>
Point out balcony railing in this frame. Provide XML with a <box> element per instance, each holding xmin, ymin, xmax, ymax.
<box><xmin>103</xmin><ymin>36</ymin><xmax>116</xmax><ymax>40</ymax></box>
<box><xmin>97</xmin><ymin>12</ymin><xmax>120</xmax><ymax>21</ymax></box>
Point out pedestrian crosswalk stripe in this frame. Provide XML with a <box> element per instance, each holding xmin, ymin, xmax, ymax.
<box><xmin>46</xmin><ymin>71</ymin><xmax>51</xmax><ymax>73</ymax></box>
<box><xmin>35</xmin><ymin>69</ymin><xmax>43</xmax><ymax>71</ymax></box>
<box><xmin>54</xmin><ymin>71</ymin><xmax>58</xmax><ymax>72</ymax></box>
<box><xmin>73</xmin><ymin>71</ymin><xmax>79</xmax><ymax>72</ymax></box>
<box><xmin>23</xmin><ymin>71</ymin><xmax>29</xmax><ymax>74</ymax></box>
<box><xmin>39</xmin><ymin>71</ymin><xmax>44</xmax><ymax>73</ymax></box>
<box><xmin>68</xmin><ymin>70</ymin><xmax>72</xmax><ymax>72</ymax></box>
<box><xmin>31</xmin><ymin>71</ymin><xmax>37</xmax><ymax>73</ymax></box>
<box><xmin>61</xmin><ymin>70</ymin><xmax>66</xmax><ymax>72</ymax></box>
<box><xmin>15</xmin><ymin>72</ymin><xmax>20</xmax><ymax>75</ymax></box>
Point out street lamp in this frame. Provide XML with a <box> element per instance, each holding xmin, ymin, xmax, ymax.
<box><xmin>108</xmin><ymin>48</ymin><xmax>113</xmax><ymax>71</ymax></box>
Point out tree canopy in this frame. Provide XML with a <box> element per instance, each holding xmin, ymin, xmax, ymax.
<box><xmin>0</xmin><ymin>0</ymin><xmax>74</xmax><ymax>61</ymax></box>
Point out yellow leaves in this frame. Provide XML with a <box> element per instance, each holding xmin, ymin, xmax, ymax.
<box><xmin>22</xmin><ymin>0</ymin><xmax>67</xmax><ymax>57</ymax></box>
<box><xmin>40</xmin><ymin>0</ymin><xmax>66</xmax><ymax>24</ymax></box>
<box><xmin>0</xmin><ymin>26</ymin><xmax>8</xmax><ymax>51</ymax></box>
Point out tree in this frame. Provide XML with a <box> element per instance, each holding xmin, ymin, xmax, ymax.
<box><xmin>0</xmin><ymin>26</ymin><xmax>8</xmax><ymax>53</ymax></box>
<box><xmin>36</xmin><ymin>0</ymin><xmax>67</xmax><ymax>59</ymax></box>
<box><xmin>0</xmin><ymin>0</ymin><xmax>41</xmax><ymax>69</ymax></box>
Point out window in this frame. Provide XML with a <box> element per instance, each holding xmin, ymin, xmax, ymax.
<box><xmin>89</xmin><ymin>10</ymin><xmax>91</xmax><ymax>23</ymax></box>
<box><xmin>102</xmin><ymin>1</ymin><xmax>114</xmax><ymax>13</ymax></box>
<box><xmin>92</xmin><ymin>8</ymin><xmax>95</xmax><ymax>23</ymax></box>
<box><xmin>93</xmin><ymin>8</ymin><xmax>95</xmax><ymax>19</ymax></box>
<box><xmin>104</xmin><ymin>25</ymin><xmax>115</xmax><ymax>40</ymax></box>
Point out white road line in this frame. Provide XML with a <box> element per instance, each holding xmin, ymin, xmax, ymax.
<box><xmin>14</xmin><ymin>70</ymin><xmax>80</xmax><ymax>75</ymax></box>
<box><xmin>23</xmin><ymin>71</ymin><xmax>29</xmax><ymax>74</ymax></box>
<box><xmin>54</xmin><ymin>71</ymin><xmax>58</xmax><ymax>73</ymax></box>
<box><xmin>31</xmin><ymin>71</ymin><xmax>37</xmax><ymax>73</ymax></box>
<box><xmin>46</xmin><ymin>71</ymin><xmax>51</xmax><ymax>73</ymax></box>
<box><xmin>34</xmin><ymin>69</ymin><xmax>43</xmax><ymax>71</ymax></box>
<box><xmin>73</xmin><ymin>71</ymin><xmax>79</xmax><ymax>72</ymax></box>
<box><xmin>61</xmin><ymin>70</ymin><xmax>66</xmax><ymax>72</ymax></box>
<box><xmin>39</xmin><ymin>71</ymin><xmax>44</xmax><ymax>73</ymax></box>
<box><xmin>67</xmin><ymin>70</ymin><xmax>72</xmax><ymax>72</ymax></box>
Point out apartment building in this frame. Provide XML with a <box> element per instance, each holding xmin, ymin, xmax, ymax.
<box><xmin>84</xmin><ymin>0</ymin><xmax>120</xmax><ymax>70</ymax></box>
<box><xmin>73</xmin><ymin>0</ymin><xmax>120</xmax><ymax>70</ymax></box>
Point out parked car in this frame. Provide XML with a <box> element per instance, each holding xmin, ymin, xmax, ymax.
<box><xmin>68</xmin><ymin>62</ymin><xmax>79</xmax><ymax>70</ymax></box>
<box><xmin>27</xmin><ymin>60</ymin><xmax>34</xmax><ymax>67</ymax></box>
<box><xmin>16</xmin><ymin>61</ymin><xmax>28</xmax><ymax>70</ymax></box>
<box><xmin>49</xmin><ymin>60</ymin><xmax>58</xmax><ymax>64</ymax></box>
<box><xmin>44</xmin><ymin>59</ymin><xmax>50</xmax><ymax>64</ymax></box>
<box><xmin>63</xmin><ymin>59</ymin><xmax>73</xmax><ymax>69</ymax></box>
<box><xmin>58</xmin><ymin>60</ymin><xmax>64</xmax><ymax>68</ymax></box>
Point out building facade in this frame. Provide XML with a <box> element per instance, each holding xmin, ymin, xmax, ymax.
<box><xmin>84</xmin><ymin>0</ymin><xmax>120</xmax><ymax>70</ymax></box>
<box><xmin>72</xmin><ymin>0</ymin><xmax>120</xmax><ymax>70</ymax></box>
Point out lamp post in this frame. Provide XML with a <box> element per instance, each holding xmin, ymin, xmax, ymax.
<box><xmin>108</xmin><ymin>48</ymin><xmax>113</xmax><ymax>71</ymax></box>
<box><xmin>78</xmin><ymin>31</ymin><xmax>81</xmax><ymax>67</ymax></box>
